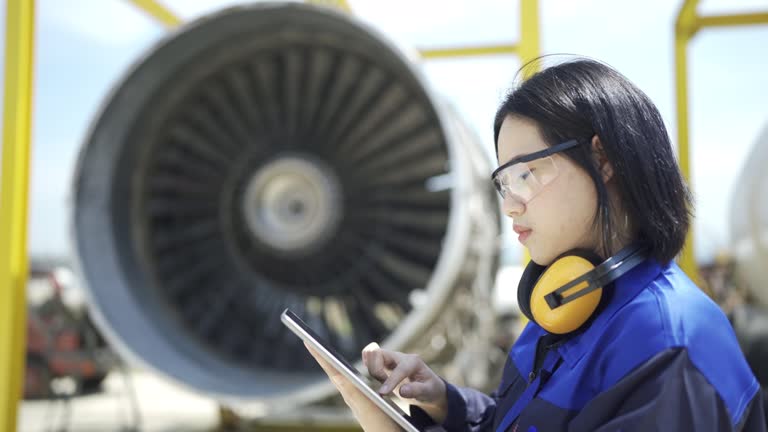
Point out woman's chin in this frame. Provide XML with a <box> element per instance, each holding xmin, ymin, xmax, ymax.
<box><xmin>527</xmin><ymin>246</ymin><xmax>556</xmax><ymax>266</ymax></box>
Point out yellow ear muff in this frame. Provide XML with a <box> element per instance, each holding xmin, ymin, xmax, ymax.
<box><xmin>530</xmin><ymin>255</ymin><xmax>602</xmax><ymax>334</ymax></box>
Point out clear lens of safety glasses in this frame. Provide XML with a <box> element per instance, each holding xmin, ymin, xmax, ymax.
<box><xmin>492</xmin><ymin>156</ymin><xmax>560</xmax><ymax>203</ymax></box>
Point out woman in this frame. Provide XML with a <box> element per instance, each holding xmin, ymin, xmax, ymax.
<box><xmin>306</xmin><ymin>59</ymin><xmax>766</xmax><ymax>431</ymax></box>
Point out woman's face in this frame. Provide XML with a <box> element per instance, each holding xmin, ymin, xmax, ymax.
<box><xmin>496</xmin><ymin>115</ymin><xmax>600</xmax><ymax>265</ymax></box>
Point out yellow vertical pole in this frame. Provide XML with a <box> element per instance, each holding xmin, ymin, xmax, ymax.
<box><xmin>0</xmin><ymin>0</ymin><xmax>35</xmax><ymax>430</ymax></box>
<box><xmin>519</xmin><ymin>0</ymin><xmax>541</xmax><ymax>77</ymax></box>
<box><xmin>517</xmin><ymin>1</ymin><xmax>539</xmax><ymax>329</ymax></box>
<box><xmin>675</xmin><ymin>0</ymin><xmax>702</xmax><ymax>286</ymax></box>
<box><xmin>519</xmin><ymin>0</ymin><xmax>539</xmax><ymax>268</ymax></box>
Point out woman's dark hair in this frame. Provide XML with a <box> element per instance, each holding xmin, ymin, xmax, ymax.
<box><xmin>493</xmin><ymin>58</ymin><xmax>692</xmax><ymax>264</ymax></box>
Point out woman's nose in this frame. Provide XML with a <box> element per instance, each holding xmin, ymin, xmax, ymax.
<box><xmin>502</xmin><ymin>195</ymin><xmax>525</xmax><ymax>218</ymax></box>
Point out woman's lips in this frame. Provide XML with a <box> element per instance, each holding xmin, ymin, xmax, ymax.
<box><xmin>513</xmin><ymin>225</ymin><xmax>532</xmax><ymax>244</ymax></box>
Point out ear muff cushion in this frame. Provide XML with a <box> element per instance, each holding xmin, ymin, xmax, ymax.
<box><xmin>530</xmin><ymin>255</ymin><xmax>602</xmax><ymax>334</ymax></box>
<box><xmin>518</xmin><ymin>260</ymin><xmax>546</xmax><ymax>323</ymax></box>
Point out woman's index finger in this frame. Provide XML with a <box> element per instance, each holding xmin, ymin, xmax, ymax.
<box><xmin>378</xmin><ymin>357</ymin><xmax>418</xmax><ymax>395</ymax></box>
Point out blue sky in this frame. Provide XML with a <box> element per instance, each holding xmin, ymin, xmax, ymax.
<box><xmin>11</xmin><ymin>0</ymin><xmax>768</xmax><ymax>264</ymax></box>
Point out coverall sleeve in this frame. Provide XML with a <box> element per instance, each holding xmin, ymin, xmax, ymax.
<box><xmin>408</xmin><ymin>378</ymin><xmax>499</xmax><ymax>432</ymax></box>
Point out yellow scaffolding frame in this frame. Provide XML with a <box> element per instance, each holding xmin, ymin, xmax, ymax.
<box><xmin>419</xmin><ymin>0</ymin><xmax>539</xmax><ymax>68</ymax></box>
<box><xmin>0</xmin><ymin>0</ymin><xmax>537</xmax><ymax>429</ymax></box>
<box><xmin>129</xmin><ymin>0</ymin><xmax>541</xmax><ymax>63</ymax></box>
<box><xmin>0</xmin><ymin>0</ymin><xmax>35</xmax><ymax>431</ymax></box>
<box><xmin>674</xmin><ymin>0</ymin><xmax>768</xmax><ymax>286</ymax></box>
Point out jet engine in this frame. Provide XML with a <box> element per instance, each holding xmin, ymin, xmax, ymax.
<box><xmin>73</xmin><ymin>2</ymin><xmax>503</xmax><ymax>413</ymax></box>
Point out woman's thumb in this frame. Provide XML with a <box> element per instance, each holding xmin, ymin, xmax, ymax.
<box><xmin>397</xmin><ymin>381</ymin><xmax>435</xmax><ymax>402</ymax></box>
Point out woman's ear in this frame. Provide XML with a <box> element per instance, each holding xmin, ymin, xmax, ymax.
<box><xmin>591</xmin><ymin>135</ymin><xmax>614</xmax><ymax>183</ymax></box>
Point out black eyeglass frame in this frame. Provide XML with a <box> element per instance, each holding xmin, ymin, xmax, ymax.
<box><xmin>491</xmin><ymin>139</ymin><xmax>584</xmax><ymax>182</ymax></box>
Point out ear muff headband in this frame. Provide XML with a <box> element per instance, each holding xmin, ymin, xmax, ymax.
<box><xmin>543</xmin><ymin>245</ymin><xmax>647</xmax><ymax>309</ymax></box>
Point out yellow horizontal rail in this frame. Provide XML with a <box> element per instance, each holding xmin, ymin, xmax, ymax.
<box><xmin>697</xmin><ymin>12</ymin><xmax>768</xmax><ymax>29</ymax></box>
<box><xmin>419</xmin><ymin>44</ymin><xmax>518</xmax><ymax>59</ymax></box>
<box><xmin>127</xmin><ymin>0</ymin><xmax>181</xmax><ymax>28</ymax></box>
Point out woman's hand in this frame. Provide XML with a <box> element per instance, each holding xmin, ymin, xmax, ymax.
<box><xmin>304</xmin><ymin>342</ymin><xmax>401</xmax><ymax>432</ymax></box>
<box><xmin>362</xmin><ymin>342</ymin><xmax>448</xmax><ymax>424</ymax></box>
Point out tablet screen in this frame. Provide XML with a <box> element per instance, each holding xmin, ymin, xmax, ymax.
<box><xmin>282</xmin><ymin>308</ymin><xmax>422</xmax><ymax>431</ymax></box>
<box><xmin>284</xmin><ymin>309</ymin><xmax>369</xmax><ymax>381</ymax></box>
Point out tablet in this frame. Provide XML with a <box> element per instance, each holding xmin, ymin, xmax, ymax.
<box><xmin>281</xmin><ymin>308</ymin><xmax>422</xmax><ymax>432</ymax></box>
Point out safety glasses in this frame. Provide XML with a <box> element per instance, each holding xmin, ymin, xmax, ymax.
<box><xmin>491</xmin><ymin>139</ymin><xmax>583</xmax><ymax>203</ymax></box>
